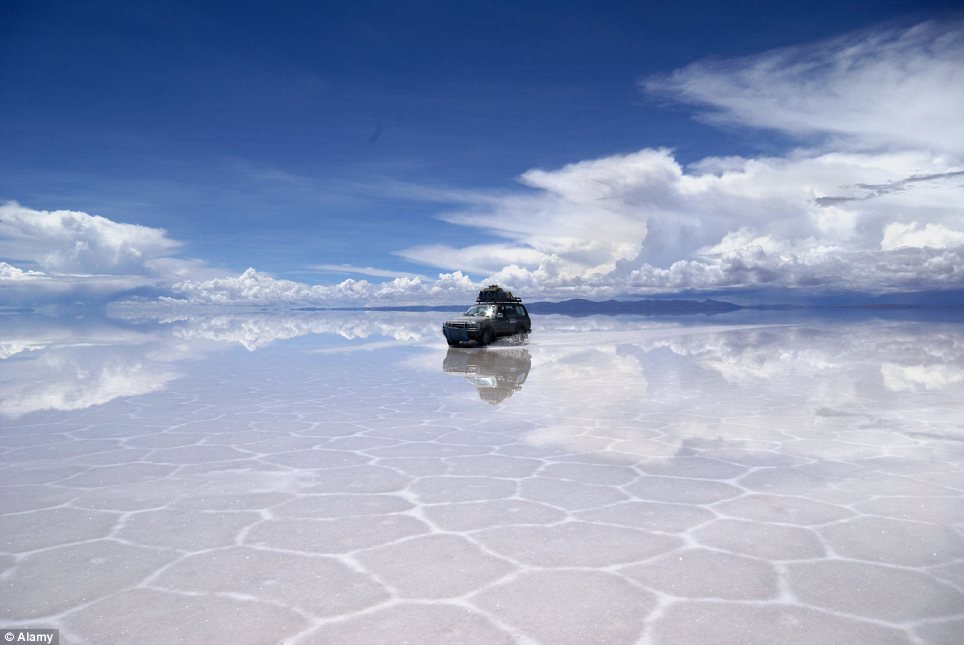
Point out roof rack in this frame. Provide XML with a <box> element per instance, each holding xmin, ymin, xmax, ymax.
<box><xmin>476</xmin><ymin>284</ymin><xmax>522</xmax><ymax>304</ymax></box>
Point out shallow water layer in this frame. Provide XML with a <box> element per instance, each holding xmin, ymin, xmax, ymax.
<box><xmin>1</xmin><ymin>312</ymin><xmax>963</xmax><ymax>644</ymax></box>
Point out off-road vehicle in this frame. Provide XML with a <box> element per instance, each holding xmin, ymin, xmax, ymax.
<box><xmin>442</xmin><ymin>285</ymin><xmax>532</xmax><ymax>347</ymax></box>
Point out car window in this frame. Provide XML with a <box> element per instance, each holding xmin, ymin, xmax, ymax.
<box><xmin>464</xmin><ymin>305</ymin><xmax>494</xmax><ymax>317</ymax></box>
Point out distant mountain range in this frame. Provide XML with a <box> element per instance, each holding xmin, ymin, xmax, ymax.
<box><xmin>295</xmin><ymin>291</ymin><xmax>963</xmax><ymax>317</ymax></box>
<box><xmin>525</xmin><ymin>298</ymin><xmax>742</xmax><ymax>316</ymax></box>
<box><xmin>618</xmin><ymin>288</ymin><xmax>964</xmax><ymax>308</ymax></box>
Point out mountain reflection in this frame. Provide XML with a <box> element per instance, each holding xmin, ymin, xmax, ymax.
<box><xmin>443</xmin><ymin>348</ymin><xmax>531</xmax><ymax>404</ymax></box>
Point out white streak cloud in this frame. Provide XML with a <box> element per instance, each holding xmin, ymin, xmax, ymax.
<box><xmin>646</xmin><ymin>20</ymin><xmax>964</xmax><ymax>154</ymax></box>
<box><xmin>309</xmin><ymin>264</ymin><xmax>430</xmax><ymax>280</ymax></box>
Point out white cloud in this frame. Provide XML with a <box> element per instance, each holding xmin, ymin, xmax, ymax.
<box><xmin>398</xmin><ymin>243</ymin><xmax>548</xmax><ymax>275</ymax></box>
<box><xmin>0</xmin><ymin>261</ymin><xmax>44</xmax><ymax>281</ymax></box>
<box><xmin>881</xmin><ymin>222</ymin><xmax>964</xmax><ymax>250</ymax></box>
<box><xmin>0</xmin><ymin>201</ymin><xmax>181</xmax><ymax>274</ymax></box>
<box><xmin>387</xmin><ymin>146</ymin><xmax>963</xmax><ymax>298</ymax></box>
<box><xmin>399</xmin><ymin>149</ymin><xmax>674</xmax><ymax>278</ymax></box>
<box><xmin>0</xmin><ymin>202</ymin><xmax>226</xmax><ymax>304</ymax></box>
<box><xmin>645</xmin><ymin>20</ymin><xmax>964</xmax><ymax>155</ymax></box>
<box><xmin>0</xmin><ymin>340</ymin><xmax>46</xmax><ymax>360</ymax></box>
<box><xmin>309</xmin><ymin>264</ymin><xmax>430</xmax><ymax>280</ymax></box>
<box><xmin>160</xmin><ymin>267</ymin><xmax>479</xmax><ymax>306</ymax></box>
<box><xmin>0</xmin><ymin>265</ymin><xmax>165</xmax><ymax>305</ymax></box>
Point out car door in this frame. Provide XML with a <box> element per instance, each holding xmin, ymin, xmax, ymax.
<box><xmin>516</xmin><ymin>305</ymin><xmax>531</xmax><ymax>332</ymax></box>
<box><xmin>496</xmin><ymin>305</ymin><xmax>517</xmax><ymax>335</ymax></box>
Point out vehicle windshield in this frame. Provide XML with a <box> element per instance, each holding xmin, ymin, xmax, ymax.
<box><xmin>464</xmin><ymin>305</ymin><xmax>495</xmax><ymax>317</ymax></box>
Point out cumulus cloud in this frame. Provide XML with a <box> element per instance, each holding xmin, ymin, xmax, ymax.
<box><xmin>391</xmin><ymin>147</ymin><xmax>963</xmax><ymax>298</ymax></box>
<box><xmin>881</xmin><ymin>222</ymin><xmax>964</xmax><ymax>250</ymax></box>
<box><xmin>0</xmin><ymin>201</ymin><xmax>181</xmax><ymax>274</ymax></box>
<box><xmin>0</xmin><ymin>261</ymin><xmax>44</xmax><ymax>281</ymax></box>
<box><xmin>0</xmin><ymin>202</ymin><xmax>219</xmax><ymax>304</ymax></box>
<box><xmin>385</xmin><ymin>21</ymin><xmax>964</xmax><ymax>298</ymax></box>
<box><xmin>161</xmin><ymin>267</ymin><xmax>479</xmax><ymax>306</ymax></box>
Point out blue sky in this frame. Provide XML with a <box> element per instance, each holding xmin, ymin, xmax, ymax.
<box><xmin>1</xmin><ymin>1</ymin><xmax>963</xmax><ymax>305</ymax></box>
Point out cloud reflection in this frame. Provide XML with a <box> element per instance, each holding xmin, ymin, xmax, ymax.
<box><xmin>0</xmin><ymin>310</ymin><xmax>441</xmax><ymax>417</ymax></box>
<box><xmin>497</xmin><ymin>319</ymin><xmax>964</xmax><ymax>460</ymax></box>
<box><xmin>3</xmin><ymin>311</ymin><xmax>962</xmax><ymax>427</ymax></box>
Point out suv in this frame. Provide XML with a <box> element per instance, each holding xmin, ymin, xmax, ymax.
<box><xmin>442</xmin><ymin>285</ymin><xmax>532</xmax><ymax>347</ymax></box>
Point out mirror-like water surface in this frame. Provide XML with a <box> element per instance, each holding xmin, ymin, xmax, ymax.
<box><xmin>1</xmin><ymin>312</ymin><xmax>963</xmax><ymax>644</ymax></box>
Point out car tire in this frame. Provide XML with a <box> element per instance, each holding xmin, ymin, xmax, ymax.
<box><xmin>447</xmin><ymin>340</ymin><xmax>460</xmax><ymax>347</ymax></box>
<box><xmin>481</xmin><ymin>328</ymin><xmax>495</xmax><ymax>346</ymax></box>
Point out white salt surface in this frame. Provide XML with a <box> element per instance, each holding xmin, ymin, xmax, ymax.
<box><xmin>1</xmin><ymin>311</ymin><xmax>963</xmax><ymax>644</ymax></box>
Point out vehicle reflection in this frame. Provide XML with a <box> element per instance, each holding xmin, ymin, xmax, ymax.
<box><xmin>443</xmin><ymin>347</ymin><xmax>532</xmax><ymax>405</ymax></box>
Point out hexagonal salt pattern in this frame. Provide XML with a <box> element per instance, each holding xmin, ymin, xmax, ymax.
<box><xmin>2</xmin><ymin>313</ymin><xmax>964</xmax><ymax>644</ymax></box>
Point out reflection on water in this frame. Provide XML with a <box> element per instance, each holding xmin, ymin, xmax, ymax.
<box><xmin>0</xmin><ymin>316</ymin><xmax>180</xmax><ymax>418</ymax></box>
<box><xmin>117</xmin><ymin>309</ymin><xmax>439</xmax><ymax>348</ymax></box>
<box><xmin>0</xmin><ymin>311</ymin><xmax>439</xmax><ymax>417</ymax></box>
<box><xmin>3</xmin><ymin>311</ymin><xmax>963</xmax><ymax>422</ymax></box>
<box><xmin>2</xmin><ymin>310</ymin><xmax>964</xmax><ymax>643</ymax></box>
<box><xmin>443</xmin><ymin>348</ymin><xmax>531</xmax><ymax>404</ymax></box>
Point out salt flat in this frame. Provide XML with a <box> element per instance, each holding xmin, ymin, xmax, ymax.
<box><xmin>1</xmin><ymin>311</ymin><xmax>962</xmax><ymax>644</ymax></box>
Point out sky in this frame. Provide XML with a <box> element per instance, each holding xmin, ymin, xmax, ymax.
<box><xmin>1</xmin><ymin>0</ymin><xmax>963</xmax><ymax>306</ymax></box>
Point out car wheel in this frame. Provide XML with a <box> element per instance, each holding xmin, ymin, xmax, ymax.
<box><xmin>481</xmin><ymin>328</ymin><xmax>495</xmax><ymax>346</ymax></box>
<box><xmin>447</xmin><ymin>340</ymin><xmax>460</xmax><ymax>347</ymax></box>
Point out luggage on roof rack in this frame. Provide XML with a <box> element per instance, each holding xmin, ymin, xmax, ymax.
<box><xmin>476</xmin><ymin>284</ymin><xmax>521</xmax><ymax>304</ymax></box>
